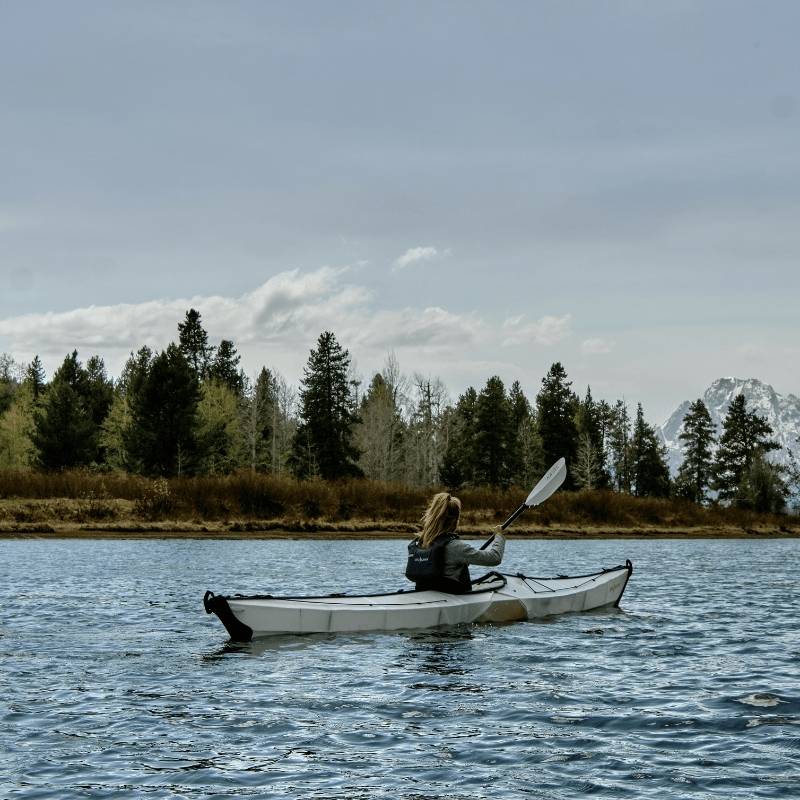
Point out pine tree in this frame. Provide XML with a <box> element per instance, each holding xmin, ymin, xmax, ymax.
<box><xmin>608</xmin><ymin>400</ymin><xmax>632</xmax><ymax>493</ymax></box>
<box><xmin>674</xmin><ymin>399</ymin><xmax>716</xmax><ymax>504</ymax></box>
<box><xmin>712</xmin><ymin>394</ymin><xmax>780</xmax><ymax>502</ymax></box>
<box><xmin>506</xmin><ymin>380</ymin><xmax>531</xmax><ymax>484</ymax></box>
<box><xmin>33</xmin><ymin>352</ymin><xmax>97</xmax><ymax>469</ymax></box>
<box><xmin>0</xmin><ymin>354</ymin><xmax>21</xmax><ymax>416</ymax></box>
<box><xmin>120</xmin><ymin>347</ymin><xmax>153</xmax><ymax>396</ymax></box>
<box><xmin>208</xmin><ymin>339</ymin><xmax>244</xmax><ymax>395</ymax></box>
<box><xmin>473</xmin><ymin>376</ymin><xmax>514</xmax><ymax>487</ymax></box>
<box><xmin>126</xmin><ymin>344</ymin><xmax>202</xmax><ymax>476</ymax></box>
<box><xmin>25</xmin><ymin>356</ymin><xmax>46</xmax><ymax>401</ymax></box>
<box><xmin>630</xmin><ymin>403</ymin><xmax>671</xmax><ymax>497</ymax></box>
<box><xmin>178</xmin><ymin>309</ymin><xmax>214</xmax><ymax>379</ymax></box>
<box><xmin>242</xmin><ymin>367</ymin><xmax>274</xmax><ymax>472</ymax></box>
<box><xmin>737</xmin><ymin>452</ymin><xmax>788</xmax><ymax>513</ymax></box>
<box><xmin>85</xmin><ymin>355</ymin><xmax>114</xmax><ymax>431</ymax></box>
<box><xmin>439</xmin><ymin>387</ymin><xmax>478</xmax><ymax>488</ymax></box>
<box><xmin>291</xmin><ymin>331</ymin><xmax>361</xmax><ymax>480</ymax></box>
<box><xmin>536</xmin><ymin>362</ymin><xmax>578</xmax><ymax>488</ymax></box>
<box><xmin>99</xmin><ymin>348</ymin><xmax>153</xmax><ymax>471</ymax></box>
<box><xmin>575</xmin><ymin>386</ymin><xmax>610</xmax><ymax>487</ymax></box>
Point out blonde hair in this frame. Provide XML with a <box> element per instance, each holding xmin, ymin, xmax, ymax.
<box><xmin>418</xmin><ymin>492</ymin><xmax>461</xmax><ymax>548</ymax></box>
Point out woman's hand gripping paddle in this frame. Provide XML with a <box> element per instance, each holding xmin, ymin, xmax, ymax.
<box><xmin>479</xmin><ymin>458</ymin><xmax>567</xmax><ymax>550</ymax></box>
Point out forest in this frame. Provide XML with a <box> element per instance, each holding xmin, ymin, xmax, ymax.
<box><xmin>0</xmin><ymin>309</ymin><xmax>796</xmax><ymax>527</ymax></box>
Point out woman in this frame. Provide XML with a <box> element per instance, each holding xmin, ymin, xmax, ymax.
<box><xmin>405</xmin><ymin>492</ymin><xmax>505</xmax><ymax>593</ymax></box>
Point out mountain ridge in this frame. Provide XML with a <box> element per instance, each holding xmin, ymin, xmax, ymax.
<box><xmin>659</xmin><ymin>377</ymin><xmax>800</xmax><ymax>474</ymax></box>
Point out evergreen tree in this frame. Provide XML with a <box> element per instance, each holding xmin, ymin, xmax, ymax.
<box><xmin>99</xmin><ymin>348</ymin><xmax>153</xmax><ymax>471</ymax></box>
<box><xmin>608</xmin><ymin>400</ymin><xmax>632</xmax><ymax>493</ymax></box>
<box><xmin>242</xmin><ymin>367</ymin><xmax>274</xmax><ymax>472</ymax></box>
<box><xmin>126</xmin><ymin>344</ymin><xmax>202</xmax><ymax>476</ymax></box>
<box><xmin>505</xmin><ymin>381</ymin><xmax>545</xmax><ymax>488</ymax></box>
<box><xmin>737</xmin><ymin>452</ymin><xmax>788</xmax><ymax>513</ymax></box>
<box><xmin>25</xmin><ymin>356</ymin><xmax>46</xmax><ymax>401</ymax></box>
<box><xmin>508</xmin><ymin>381</ymin><xmax>530</xmax><ymax>430</ymax></box>
<box><xmin>439</xmin><ymin>387</ymin><xmax>478</xmax><ymax>488</ymax></box>
<box><xmin>0</xmin><ymin>354</ymin><xmax>21</xmax><ymax>416</ymax></box>
<box><xmin>178</xmin><ymin>309</ymin><xmax>214</xmax><ymax>379</ymax></box>
<box><xmin>575</xmin><ymin>386</ymin><xmax>610</xmax><ymax>487</ymax></box>
<box><xmin>473</xmin><ymin>376</ymin><xmax>514</xmax><ymax>487</ymax></box>
<box><xmin>85</xmin><ymin>355</ymin><xmax>114</xmax><ymax>430</ymax></box>
<box><xmin>630</xmin><ymin>403</ymin><xmax>671</xmax><ymax>497</ymax></box>
<box><xmin>506</xmin><ymin>380</ymin><xmax>531</xmax><ymax>485</ymax></box>
<box><xmin>674</xmin><ymin>399</ymin><xmax>716</xmax><ymax>504</ymax></box>
<box><xmin>712</xmin><ymin>394</ymin><xmax>780</xmax><ymax>502</ymax></box>
<box><xmin>208</xmin><ymin>339</ymin><xmax>244</xmax><ymax>395</ymax></box>
<box><xmin>536</xmin><ymin>362</ymin><xmax>578</xmax><ymax>488</ymax></box>
<box><xmin>120</xmin><ymin>347</ymin><xmax>153</xmax><ymax>396</ymax></box>
<box><xmin>32</xmin><ymin>352</ymin><xmax>96</xmax><ymax>469</ymax></box>
<box><xmin>291</xmin><ymin>331</ymin><xmax>361</xmax><ymax>480</ymax></box>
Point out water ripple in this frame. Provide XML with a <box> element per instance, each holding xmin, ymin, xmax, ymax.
<box><xmin>1</xmin><ymin>537</ymin><xmax>798</xmax><ymax>799</ymax></box>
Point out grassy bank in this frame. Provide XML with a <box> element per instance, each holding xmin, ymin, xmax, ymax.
<box><xmin>0</xmin><ymin>470</ymin><xmax>797</xmax><ymax>538</ymax></box>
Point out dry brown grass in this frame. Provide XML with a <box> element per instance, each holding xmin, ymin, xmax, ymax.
<box><xmin>0</xmin><ymin>469</ymin><xmax>796</xmax><ymax>533</ymax></box>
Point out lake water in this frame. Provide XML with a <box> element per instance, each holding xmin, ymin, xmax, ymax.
<box><xmin>1</xmin><ymin>538</ymin><xmax>798</xmax><ymax>799</ymax></box>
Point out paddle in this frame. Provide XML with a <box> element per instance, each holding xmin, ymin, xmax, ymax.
<box><xmin>479</xmin><ymin>458</ymin><xmax>567</xmax><ymax>550</ymax></box>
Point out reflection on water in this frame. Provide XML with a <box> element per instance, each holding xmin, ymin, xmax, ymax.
<box><xmin>1</xmin><ymin>537</ymin><xmax>798</xmax><ymax>799</ymax></box>
<box><xmin>401</xmin><ymin>627</ymin><xmax>486</xmax><ymax>694</ymax></box>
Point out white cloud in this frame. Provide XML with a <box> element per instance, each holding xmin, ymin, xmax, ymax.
<box><xmin>392</xmin><ymin>246</ymin><xmax>450</xmax><ymax>271</ymax></box>
<box><xmin>0</xmin><ymin>267</ymin><xmax>582</xmax><ymax>397</ymax></box>
<box><xmin>502</xmin><ymin>314</ymin><xmax>572</xmax><ymax>347</ymax></box>
<box><xmin>0</xmin><ymin>266</ymin><xmax>486</xmax><ymax>378</ymax></box>
<box><xmin>581</xmin><ymin>337</ymin><xmax>615</xmax><ymax>355</ymax></box>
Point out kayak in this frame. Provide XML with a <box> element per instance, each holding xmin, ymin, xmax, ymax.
<box><xmin>203</xmin><ymin>560</ymin><xmax>633</xmax><ymax>641</ymax></box>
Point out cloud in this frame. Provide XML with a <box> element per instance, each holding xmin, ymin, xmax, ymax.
<box><xmin>581</xmin><ymin>337</ymin><xmax>614</xmax><ymax>355</ymax></box>
<box><xmin>502</xmin><ymin>314</ymin><xmax>572</xmax><ymax>347</ymax></box>
<box><xmin>392</xmin><ymin>246</ymin><xmax>450</xmax><ymax>271</ymax></box>
<box><xmin>0</xmin><ymin>267</ymin><xmax>580</xmax><ymax>397</ymax></box>
<box><xmin>0</xmin><ymin>266</ymin><xmax>485</xmax><ymax>377</ymax></box>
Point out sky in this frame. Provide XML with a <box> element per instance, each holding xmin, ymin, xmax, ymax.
<box><xmin>1</xmin><ymin>1</ymin><xmax>798</xmax><ymax>422</ymax></box>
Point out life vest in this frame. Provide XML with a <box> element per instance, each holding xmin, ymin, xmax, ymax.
<box><xmin>405</xmin><ymin>533</ymin><xmax>472</xmax><ymax>594</ymax></box>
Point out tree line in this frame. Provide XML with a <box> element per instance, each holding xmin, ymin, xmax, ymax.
<box><xmin>0</xmin><ymin>310</ymin><xmax>795</xmax><ymax>513</ymax></box>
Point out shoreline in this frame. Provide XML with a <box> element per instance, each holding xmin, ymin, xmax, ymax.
<box><xmin>1</xmin><ymin>519</ymin><xmax>797</xmax><ymax>540</ymax></box>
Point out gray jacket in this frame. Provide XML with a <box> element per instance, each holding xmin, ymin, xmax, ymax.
<box><xmin>442</xmin><ymin>533</ymin><xmax>505</xmax><ymax>581</ymax></box>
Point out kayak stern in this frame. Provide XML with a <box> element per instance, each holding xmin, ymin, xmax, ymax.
<box><xmin>204</xmin><ymin>590</ymin><xmax>253</xmax><ymax>642</ymax></box>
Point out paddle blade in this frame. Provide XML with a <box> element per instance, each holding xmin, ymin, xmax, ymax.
<box><xmin>524</xmin><ymin>458</ymin><xmax>567</xmax><ymax>507</ymax></box>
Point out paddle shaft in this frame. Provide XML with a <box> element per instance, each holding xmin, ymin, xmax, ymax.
<box><xmin>479</xmin><ymin>502</ymin><xmax>527</xmax><ymax>550</ymax></box>
<box><xmin>477</xmin><ymin>458</ymin><xmax>567</xmax><ymax>551</ymax></box>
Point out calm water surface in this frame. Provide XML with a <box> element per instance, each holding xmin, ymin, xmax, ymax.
<box><xmin>1</xmin><ymin>538</ymin><xmax>798</xmax><ymax>799</ymax></box>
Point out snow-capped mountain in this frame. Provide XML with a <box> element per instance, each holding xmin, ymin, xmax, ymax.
<box><xmin>659</xmin><ymin>378</ymin><xmax>800</xmax><ymax>474</ymax></box>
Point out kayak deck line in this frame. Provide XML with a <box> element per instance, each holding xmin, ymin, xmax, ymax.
<box><xmin>224</xmin><ymin>574</ymin><xmax>507</xmax><ymax>603</ymax></box>
<box><xmin>204</xmin><ymin>561</ymin><xmax>634</xmax><ymax>641</ymax></box>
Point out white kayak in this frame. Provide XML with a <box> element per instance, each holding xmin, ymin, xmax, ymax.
<box><xmin>204</xmin><ymin>561</ymin><xmax>633</xmax><ymax>641</ymax></box>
